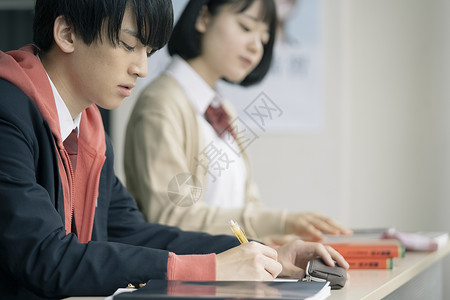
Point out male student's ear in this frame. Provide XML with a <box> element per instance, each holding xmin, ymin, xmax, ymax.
<box><xmin>53</xmin><ymin>15</ymin><xmax>75</xmax><ymax>54</ymax></box>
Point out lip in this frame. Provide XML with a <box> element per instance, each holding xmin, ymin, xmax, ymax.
<box><xmin>118</xmin><ymin>84</ymin><xmax>134</xmax><ymax>97</ymax></box>
<box><xmin>239</xmin><ymin>57</ymin><xmax>253</xmax><ymax>68</ymax></box>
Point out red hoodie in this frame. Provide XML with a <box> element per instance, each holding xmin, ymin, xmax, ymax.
<box><xmin>0</xmin><ymin>45</ymin><xmax>106</xmax><ymax>243</ymax></box>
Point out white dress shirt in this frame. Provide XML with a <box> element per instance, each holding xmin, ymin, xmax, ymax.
<box><xmin>46</xmin><ymin>74</ymin><xmax>81</xmax><ymax>141</ymax></box>
<box><xmin>166</xmin><ymin>56</ymin><xmax>247</xmax><ymax>209</ymax></box>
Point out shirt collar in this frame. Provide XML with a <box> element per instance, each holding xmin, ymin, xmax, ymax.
<box><xmin>166</xmin><ymin>55</ymin><xmax>222</xmax><ymax>114</ymax></box>
<box><xmin>46</xmin><ymin>73</ymin><xmax>81</xmax><ymax>141</ymax></box>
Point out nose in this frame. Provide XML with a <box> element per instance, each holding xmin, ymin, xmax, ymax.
<box><xmin>129</xmin><ymin>50</ymin><xmax>148</xmax><ymax>78</ymax></box>
<box><xmin>248</xmin><ymin>33</ymin><xmax>264</xmax><ymax>55</ymax></box>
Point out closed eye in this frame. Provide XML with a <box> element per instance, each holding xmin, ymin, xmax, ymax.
<box><xmin>240</xmin><ymin>23</ymin><xmax>251</xmax><ymax>32</ymax></box>
<box><xmin>121</xmin><ymin>41</ymin><xmax>135</xmax><ymax>52</ymax></box>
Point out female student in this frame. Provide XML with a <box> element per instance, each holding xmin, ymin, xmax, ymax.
<box><xmin>125</xmin><ymin>0</ymin><xmax>352</xmax><ymax>244</ymax></box>
<box><xmin>0</xmin><ymin>0</ymin><xmax>348</xmax><ymax>298</ymax></box>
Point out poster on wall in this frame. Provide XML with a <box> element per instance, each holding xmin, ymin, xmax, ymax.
<box><xmin>136</xmin><ymin>0</ymin><xmax>323</xmax><ymax>135</ymax></box>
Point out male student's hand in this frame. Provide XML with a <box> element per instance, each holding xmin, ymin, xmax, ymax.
<box><xmin>275</xmin><ymin>240</ymin><xmax>349</xmax><ymax>279</ymax></box>
<box><xmin>216</xmin><ymin>242</ymin><xmax>282</xmax><ymax>281</ymax></box>
<box><xmin>285</xmin><ymin>212</ymin><xmax>353</xmax><ymax>242</ymax></box>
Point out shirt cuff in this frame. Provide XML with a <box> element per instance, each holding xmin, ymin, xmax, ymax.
<box><xmin>167</xmin><ymin>252</ymin><xmax>216</xmax><ymax>281</ymax></box>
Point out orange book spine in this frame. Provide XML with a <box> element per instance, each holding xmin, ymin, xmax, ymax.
<box><xmin>328</xmin><ymin>243</ymin><xmax>405</xmax><ymax>258</ymax></box>
<box><xmin>346</xmin><ymin>258</ymin><xmax>394</xmax><ymax>269</ymax></box>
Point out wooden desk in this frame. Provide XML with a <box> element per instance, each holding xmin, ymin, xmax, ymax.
<box><xmin>67</xmin><ymin>242</ymin><xmax>450</xmax><ymax>300</ymax></box>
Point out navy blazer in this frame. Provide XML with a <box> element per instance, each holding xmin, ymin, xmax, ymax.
<box><xmin>0</xmin><ymin>79</ymin><xmax>239</xmax><ymax>299</ymax></box>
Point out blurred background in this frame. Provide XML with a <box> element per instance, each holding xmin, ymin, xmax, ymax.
<box><xmin>2</xmin><ymin>0</ymin><xmax>449</xmax><ymax>297</ymax></box>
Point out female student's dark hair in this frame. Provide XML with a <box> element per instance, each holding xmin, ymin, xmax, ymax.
<box><xmin>33</xmin><ymin>0</ymin><xmax>174</xmax><ymax>55</ymax></box>
<box><xmin>168</xmin><ymin>0</ymin><xmax>277</xmax><ymax>87</ymax></box>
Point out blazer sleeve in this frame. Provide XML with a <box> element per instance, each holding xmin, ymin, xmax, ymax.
<box><xmin>124</xmin><ymin>76</ymin><xmax>287</xmax><ymax>240</ymax></box>
<box><xmin>0</xmin><ymin>80</ymin><xmax>237</xmax><ymax>299</ymax></box>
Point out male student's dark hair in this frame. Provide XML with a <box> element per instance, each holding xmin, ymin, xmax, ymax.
<box><xmin>33</xmin><ymin>0</ymin><xmax>173</xmax><ymax>55</ymax></box>
<box><xmin>168</xmin><ymin>0</ymin><xmax>277</xmax><ymax>86</ymax></box>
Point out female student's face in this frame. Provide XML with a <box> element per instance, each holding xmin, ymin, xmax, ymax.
<box><xmin>66</xmin><ymin>6</ymin><xmax>151</xmax><ymax>112</ymax></box>
<box><xmin>194</xmin><ymin>1</ymin><xmax>270</xmax><ymax>86</ymax></box>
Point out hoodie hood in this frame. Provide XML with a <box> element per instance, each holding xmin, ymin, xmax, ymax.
<box><xmin>0</xmin><ymin>45</ymin><xmax>106</xmax><ymax>243</ymax></box>
<box><xmin>0</xmin><ymin>45</ymin><xmax>62</xmax><ymax>140</ymax></box>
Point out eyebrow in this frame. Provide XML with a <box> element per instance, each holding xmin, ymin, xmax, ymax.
<box><xmin>121</xmin><ymin>28</ymin><xmax>139</xmax><ymax>38</ymax></box>
<box><xmin>241</xmin><ymin>13</ymin><xmax>269</xmax><ymax>28</ymax></box>
<box><xmin>241</xmin><ymin>13</ymin><xmax>261</xmax><ymax>22</ymax></box>
<box><xmin>241</xmin><ymin>14</ymin><xmax>270</xmax><ymax>33</ymax></box>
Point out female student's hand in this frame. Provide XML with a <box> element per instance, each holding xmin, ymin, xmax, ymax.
<box><xmin>216</xmin><ymin>241</ymin><xmax>282</xmax><ymax>281</ymax></box>
<box><xmin>275</xmin><ymin>240</ymin><xmax>349</xmax><ymax>279</ymax></box>
<box><xmin>260</xmin><ymin>234</ymin><xmax>300</xmax><ymax>246</ymax></box>
<box><xmin>285</xmin><ymin>212</ymin><xmax>353</xmax><ymax>242</ymax></box>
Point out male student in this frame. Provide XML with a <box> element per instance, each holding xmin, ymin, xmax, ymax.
<box><xmin>0</xmin><ymin>0</ymin><xmax>348</xmax><ymax>299</ymax></box>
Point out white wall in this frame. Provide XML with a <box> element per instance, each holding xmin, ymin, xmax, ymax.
<box><xmin>243</xmin><ymin>0</ymin><xmax>449</xmax><ymax>230</ymax></box>
<box><xmin>429</xmin><ymin>0</ymin><xmax>450</xmax><ymax>296</ymax></box>
<box><xmin>112</xmin><ymin>0</ymin><xmax>450</xmax><ymax>295</ymax></box>
<box><xmin>341</xmin><ymin>0</ymin><xmax>441</xmax><ymax>230</ymax></box>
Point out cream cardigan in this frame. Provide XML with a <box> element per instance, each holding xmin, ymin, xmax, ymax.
<box><xmin>124</xmin><ymin>74</ymin><xmax>286</xmax><ymax>239</ymax></box>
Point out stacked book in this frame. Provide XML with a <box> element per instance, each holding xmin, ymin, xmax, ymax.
<box><xmin>324</xmin><ymin>228</ymin><xmax>448</xmax><ymax>269</ymax></box>
<box><xmin>325</xmin><ymin>239</ymin><xmax>404</xmax><ymax>269</ymax></box>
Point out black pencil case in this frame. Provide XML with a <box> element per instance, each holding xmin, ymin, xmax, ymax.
<box><xmin>303</xmin><ymin>258</ymin><xmax>347</xmax><ymax>289</ymax></box>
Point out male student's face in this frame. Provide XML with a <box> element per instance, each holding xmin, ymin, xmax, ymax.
<box><xmin>69</xmin><ymin>7</ymin><xmax>151</xmax><ymax>110</ymax></box>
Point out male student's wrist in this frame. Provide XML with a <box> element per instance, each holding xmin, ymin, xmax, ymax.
<box><xmin>167</xmin><ymin>252</ymin><xmax>216</xmax><ymax>281</ymax></box>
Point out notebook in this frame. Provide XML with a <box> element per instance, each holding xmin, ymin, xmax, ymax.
<box><xmin>113</xmin><ymin>280</ymin><xmax>331</xmax><ymax>300</ymax></box>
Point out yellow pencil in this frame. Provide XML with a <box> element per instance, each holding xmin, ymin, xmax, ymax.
<box><xmin>229</xmin><ymin>220</ymin><xmax>248</xmax><ymax>244</ymax></box>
